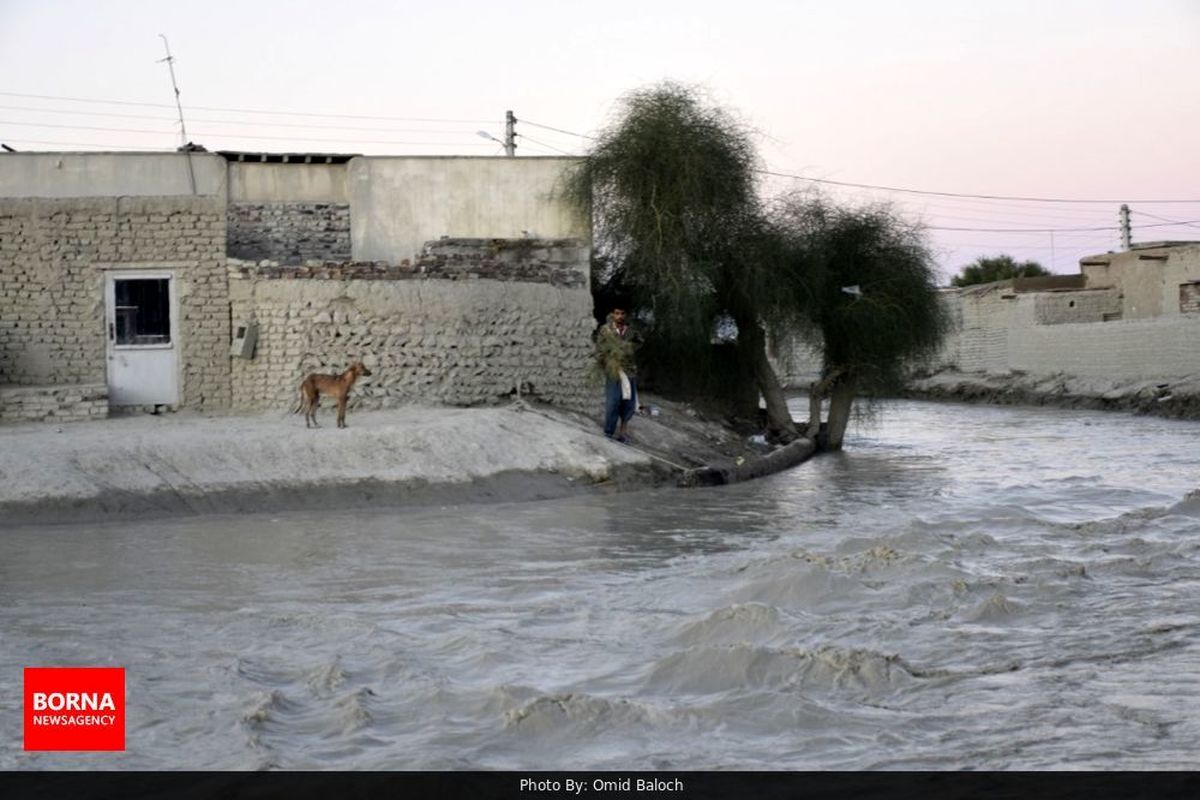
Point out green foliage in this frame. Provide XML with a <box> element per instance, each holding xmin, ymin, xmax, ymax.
<box><xmin>951</xmin><ymin>254</ymin><xmax>1050</xmax><ymax>287</ymax></box>
<box><xmin>771</xmin><ymin>193</ymin><xmax>950</xmax><ymax>392</ymax></box>
<box><xmin>593</xmin><ymin>327</ymin><xmax>636</xmax><ymax>381</ymax></box>
<box><xmin>563</xmin><ymin>82</ymin><xmax>767</xmax><ymax>346</ymax></box>
<box><xmin>567</xmin><ymin>82</ymin><xmax>948</xmax><ymax>427</ymax></box>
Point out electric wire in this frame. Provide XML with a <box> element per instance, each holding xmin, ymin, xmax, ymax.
<box><xmin>0</xmin><ymin>91</ymin><xmax>496</xmax><ymax>124</ymax></box>
<box><xmin>0</xmin><ymin>119</ymin><xmax>495</xmax><ymax>147</ymax></box>
<box><xmin>518</xmin><ymin>134</ymin><xmax>578</xmax><ymax>156</ymax></box>
<box><xmin>520</xmin><ymin>119</ymin><xmax>594</xmax><ymax>139</ymax></box>
<box><xmin>759</xmin><ymin>167</ymin><xmax>1200</xmax><ymax>204</ymax></box>
<box><xmin>1130</xmin><ymin>210</ymin><xmax>1200</xmax><ymax>231</ymax></box>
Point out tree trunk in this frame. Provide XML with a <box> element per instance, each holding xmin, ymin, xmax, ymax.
<box><xmin>825</xmin><ymin>374</ymin><xmax>858</xmax><ymax>450</ymax></box>
<box><xmin>808</xmin><ymin>381</ymin><xmax>825</xmax><ymax>438</ymax></box>
<box><xmin>753</xmin><ymin>342</ymin><xmax>799</xmax><ymax>441</ymax></box>
<box><xmin>733</xmin><ymin>312</ymin><xmax>799</xmax><ymax>441</ymax></box>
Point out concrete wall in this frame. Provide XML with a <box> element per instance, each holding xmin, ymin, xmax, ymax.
<box><xmin>0</xmin><ymin>152</ymin><xmax>225</xmax><ymax>198</ymax></box>
<box><xmin>1081</xmin><ymin>244</ymin><xmax>1200</xmax><ymax>319</ymax></box>
<box><xmin>228</xmin><ymin>238</ymin><xmax>595</xmax><ymax>414</ymax></box>
<box><xmin>349</xmin><ymin>157</ymin><xmax>588</xmax><ymax>263</ymax></box>
<box><xmin>0</xmin><ymin>195</ymin><xmax>231</xmax><ymax>409</ymax></box>
<box><xmin>227</xmin><ymin>162</ymin><xmax>348</xmax><ymax>203</ymax></box>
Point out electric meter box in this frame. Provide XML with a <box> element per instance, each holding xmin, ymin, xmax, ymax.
<box><xmin>231</xmin><ymin>321</ymin><xmax>258</xmax><ymax>359</ymax></box>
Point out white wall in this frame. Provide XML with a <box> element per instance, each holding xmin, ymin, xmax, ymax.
<box><xmin>0</xmin><ymin>152</ymin><xmax>225</xmax><ymax>197</ymax></box>
<box><xmin>227</xmin><ymin>162</ymin><xmax>348</xmax><ymax>203</ymax></box>
<box><xmin>348</xmin><ymin>156</ymin><xmax>588</xmax><ymax>263</ymax></box>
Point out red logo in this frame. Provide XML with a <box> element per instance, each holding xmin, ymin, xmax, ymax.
<box><xmin>24</xmin><ymin>667</ymin><xmax>125</xmax><ymax>751</ymax></box>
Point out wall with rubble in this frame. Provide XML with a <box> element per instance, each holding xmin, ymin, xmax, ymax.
<box><xmin>226</xmin><ymin>161</ymin><xmax>351</xmax><ymax>264</ymax></box>
<box><xmin>350</xmin><ymin>157</ymin><xmax>587</xmax><ymax>264</ymax></box>
<box><xmin>228</xmin><ymin>238</ymin><xmax>596</xmax><ymax>415</ymax></box>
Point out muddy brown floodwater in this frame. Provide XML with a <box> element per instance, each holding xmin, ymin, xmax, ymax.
<box><xmin>3</xmin><ymin>398</ymin><xmax>1199</xmax><ymax>769</ymax></box>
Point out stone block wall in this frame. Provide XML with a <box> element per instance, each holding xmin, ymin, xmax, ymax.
<box><xmin>228</xmin><ymin>238</ymin><xmax>596</xmax><ymax>414</ymax></box>
<box><xmin>0</xmin><ymin>383</ymin><xmax>108</xmax><ymax>423</ymax></box>
<box><xmin>227</xmin><ymin>202</ymin><xmax>351</xmax><ymax>264</ymax></box>
<box><xmin>0</xmin><ymin>196</ymin><xmax>231</xmax><ymax>409</ymax></box>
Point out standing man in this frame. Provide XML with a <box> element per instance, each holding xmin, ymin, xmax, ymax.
<box><xmin>595</xmin><ymin>307</ymin><xmax>642</xmax><ymax>442</ymax></box>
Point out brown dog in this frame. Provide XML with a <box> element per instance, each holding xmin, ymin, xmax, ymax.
<box><xmin>295</xmin><ymin>361</ymin><xmax>373</xmax><ymax>428</ymax></box>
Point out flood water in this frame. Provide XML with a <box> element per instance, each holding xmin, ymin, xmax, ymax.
<box><xmin>3</xmin><ymin>399</ymin><xmax>1199</xmax><ymax>770</ymax></box>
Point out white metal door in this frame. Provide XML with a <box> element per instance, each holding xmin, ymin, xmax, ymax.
<box><xmin>105</xmin><ymin>272</ymin><xmax>179</xmax><ymax>406</ymax></box>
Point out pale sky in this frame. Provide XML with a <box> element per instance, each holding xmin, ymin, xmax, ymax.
<box><xmin>2</xmin><ymin>0</ymin><xmax>1198</xmax><ymax>281</ymax></box>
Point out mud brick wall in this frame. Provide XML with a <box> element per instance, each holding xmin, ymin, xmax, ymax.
<box><xmin>0</xmin><ymin>196</ymin><xmax>231</xmax><ymax>409</ymax></box>
<box><xmin>932</xmin><ymin>284</ymin><xmax>1200</xmax><ymax>381</ymax></box>
<box><xmin>1034</xmin><ymin>288</ymin><xmax>1122</xmax><ymax>325</ymax></box>
<box><xmin>227</xmin><ymin>202</ymin><xmax>351</xmax><ymax>264</ymax></box>
<box><xmin>0</xmin><ymin>383</ymin><xmax>108</xmax><ymax>423</ymax></box>
<box><xmin>228</xmin><ymin>238</ymin><xmax>596</xmax><ymax>414</ymax></box>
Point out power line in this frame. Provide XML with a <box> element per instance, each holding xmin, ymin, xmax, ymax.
<box><xmin>1130</xmin><ymin>210</ymin><xmax>1200</xmax><ymax>231</ymax></box>
<box><xmin>759</xmin><ymin>167</ymin><xmax>1200</xmax><ymax>204</ymax></box>
<box><xmin>518</xmin><ymin>134</ymin><xmax>578</xmax><ymax>156</ymax></box>
<box><xmin>927</xmin><ymin>219</ymin><xmax>1200</xmax><ymax>234</ymax></box>
<box><xmin>0</xmin><ymin>91</ymin><xmax>495</xmax><ymax>124</ymax></box>
<box><xmin>0</xmin><ymin>137</ymin><xmax>155</xmax><ymax>150</ymax></box>
<box><xmin>0</xmin><ymin>104</ymin><xmax>177</xmax><ymax>122</ymax></box>
<box><xmin>516</xmin><ymin>121</ymin><xmax>1200</xmax><ymax>207</ymax></box>
<box><xmin>521</xmin><ymin>119</ymin><xmax>594</xmax><ymax>139</ymax></box>
<box><xmin>0</xmin><ymin>119</ymin><xmax>497</xmax><ymax>147</ymax></box>
<box><xmin>0</xmin><ymin>104</ymin><xmax>501</xmax><ymax>134</ymax></box>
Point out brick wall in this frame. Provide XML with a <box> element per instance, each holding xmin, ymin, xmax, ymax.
<box><xmin>227</xmin><ymin>202</ymin><xmax>351</xmax><ymax>264</ymax></box>
<box><xmin>0</xmin><ymin>196</ymin><xmax>231</xmax><ymax>409</ymax></box>
<box><xmin>228</xmin><ymin>238</ymin><xmax>596</xmax><ymax>414</ymax></box>
<box><xmin>0</xmin><ymin>383</ymin><xmax>108</xmax><ymax>423</ymax></box>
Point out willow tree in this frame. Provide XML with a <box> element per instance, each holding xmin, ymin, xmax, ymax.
<box><xmin>773</xmin><ymin>194</ymin><xmax>949</xmax><ymax>450</ymax></box>
<box><xmin>563</xmin><ymin>83</ymin><xmax>799</xmax><ymax>439</ymax></box>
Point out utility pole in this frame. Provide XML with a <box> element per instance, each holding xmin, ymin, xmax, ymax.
<box><xmin>158</xmin><ymin>34</ymin><xmax>196</xmax><ymax>194</ymax></box>
<box><xmin>1119</xmin><ymin>203</ymin><xmax>1131</xmax><ymax>251</ymax></box>
<box><xmin>504</xmin><ymin>110</ymin><xmax>517</xmax><ymax>157</ymax></box>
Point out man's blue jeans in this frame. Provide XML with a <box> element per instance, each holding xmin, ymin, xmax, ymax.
<box><xmin>603</xmin><ymin>376</ymin><xmax>637</xmax><ymax>438</ymax></box>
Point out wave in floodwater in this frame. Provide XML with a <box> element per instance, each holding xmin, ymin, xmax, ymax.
<box><xmin>2</xmin><ymin>399</ymin><xmax>1199</xmax><ymax>770</ymax></box>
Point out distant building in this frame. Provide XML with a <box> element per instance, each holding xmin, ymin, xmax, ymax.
<box><xmin>775</xmin><ymin>242</ymin><xmax>1200</xmax><ymax>389</ymax></box>
<box><xmin>933</xmin><ymin>241</ymin><xmax>1200</xmax><ymax>382</ymax></box>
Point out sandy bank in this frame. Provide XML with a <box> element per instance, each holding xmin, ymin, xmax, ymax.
<box><xmin>0</xmin><ymin>396</ymin><xmax>814</xmax><ymax>524</ymax></box>
<box><xmin>0</xmin><ymin>405</ymin><xmax>654</xmax><ymax>524</ymax></box>
<box><xmin>905</xmin><ymin>370</ymin><xmax>1200</xmax><ymax>420</ymax></box>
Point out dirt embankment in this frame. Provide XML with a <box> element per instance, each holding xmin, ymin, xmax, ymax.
<box><xmin>905</xmin><ymin>370</ymin><xmax>1200</xmax><ymax>420</ymax></box>
<box><xmin>0</xmin><ymin>394</ymin><xmax>814</xmax><ymax>525</ymax></box>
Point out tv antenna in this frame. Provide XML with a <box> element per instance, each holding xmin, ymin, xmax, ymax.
<box><xmin>157</xmin><ymin>34</ymin><xmax>196</xmax><ymax>193</ymax></box>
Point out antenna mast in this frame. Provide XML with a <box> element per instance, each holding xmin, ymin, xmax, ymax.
<box><xmin>158</xmin><ymin>34</ymin><xmax>196</xmax><ymax>194</ymax></box>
